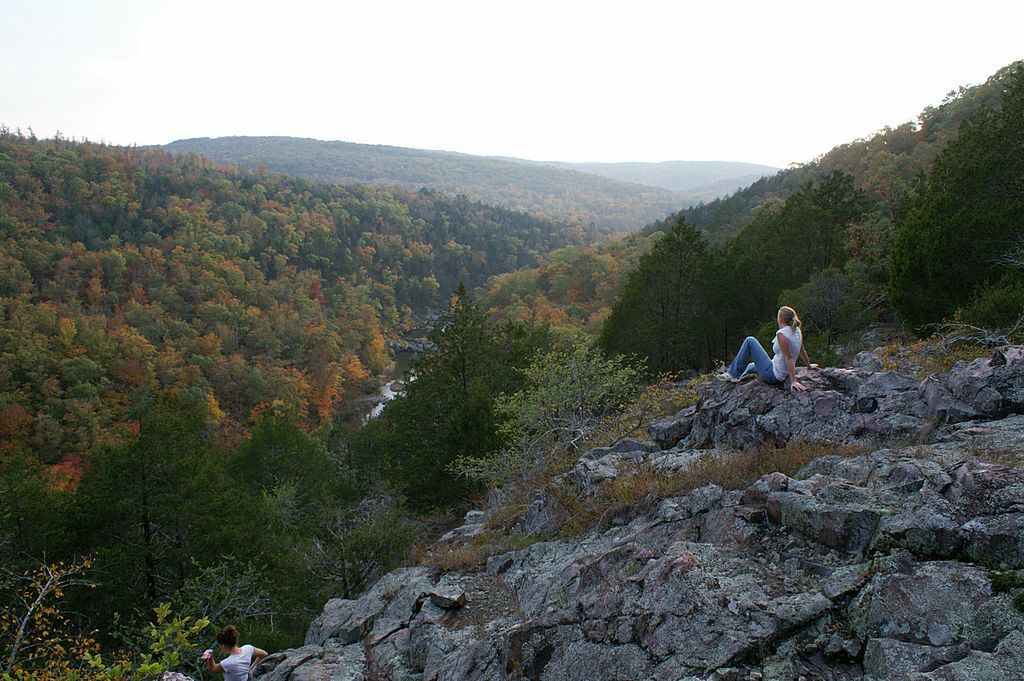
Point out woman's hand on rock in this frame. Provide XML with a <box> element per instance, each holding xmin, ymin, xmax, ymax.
<box><xmin>789</xmin><ymin>379</ymin><xmax>807</xmax><ymax>392</ymax></box>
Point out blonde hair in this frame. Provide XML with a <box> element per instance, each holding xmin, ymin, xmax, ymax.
<box><xmin>778</xmin><ymin>306</ymin><xmax>801</xmax><ymax>329</ymax></box>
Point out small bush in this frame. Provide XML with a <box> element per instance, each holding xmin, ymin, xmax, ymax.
<box><xmin>961</xmin><ymin>275</ymin><xmax>1024</xmax><ymax>334</ymax></box>
<box><xmin>454</xmin><ymin>374</ymin><xmax>692</xmax><ymax>538</ymax></box>
<box><xmin>990</xmin><ymin>570</ymin><xmax>1024</xmax><ymax>593</ymax></box>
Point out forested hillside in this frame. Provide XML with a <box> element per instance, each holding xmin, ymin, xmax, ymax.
<box><xmin>678</xmin><ymin>63</ymin><xmax>1015</xmax><ymax>245</ymax></box>
<box><xmin>485</xmin><ymin>60</ymin><xmax>1024</xmax><ymax>352</ymax></box>
<box><xmin>481</xmin><ymin>234</ymin><xmax>656</xmax><ymax>334</ymax></box>
<box><xmin>2</xmin><ymin>58</ymin><xmax>1021</xmax><ymax>681</ymax></box>
<box><xmin>0</xmin><ymin>131</ymin><xmax>605</xmax><ymax>663</ymax></box>
<box><xmin>160</xmin><ymin>136</ymin><xmax>691</xmax><ymax>233</ymax></box>
<box><xmin>0</xmin><ymin>132</ymin><xmax>587</xmax><ymax>462</ymax></box>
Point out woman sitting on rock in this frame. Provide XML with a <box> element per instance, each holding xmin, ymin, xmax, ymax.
<box><xmin>718</xmin><ymin>306</ymin><xmax>817</xmax><ymax>391</ymax></box>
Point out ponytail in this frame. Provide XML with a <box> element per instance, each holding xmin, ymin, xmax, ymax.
<box><xmin>778</xmin><ymin>306</ymin><xmax>801</xmax><ymax>329</ymax></box>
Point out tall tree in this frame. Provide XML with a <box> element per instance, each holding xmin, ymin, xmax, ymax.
<box><xmin>600</xmin><ymin>217</ymin><xmax>711</xmax><ymax>373</ymax></box>
<box><xmin>891</xmin><ymin>63</ymin><xmax>1024</xmax><ymax>328</ymax></box>
<box><xmin>72</xmin><ymin>395</ymin><xmax>248</xmax><ymax>622</ymax></box>
<box><xmin>346</xmin><ymin>286</ymin><xmax>552</xmax><ymax>509</ymax></box>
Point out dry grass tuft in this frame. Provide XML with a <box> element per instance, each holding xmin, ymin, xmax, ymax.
<box><xmin>556</xmin><ymin>439</ymin><xmax>866</xmax><ymax>538</ymax></box>
<box><xmin>877</xmin><ymin>335</ymin><xmax>992</xmax><ymax>379</ymax></box>
<box><xmin>965</xmin><ymin>443</ymin><xmax>1024</xmax><ymax>467</ymax></box>
<box><xmin>420</xmin><ymin>540</ymin><xmax>494</xmax><ymax>573</ymax></box>
<box><xmin>688</xmin><ymin>439</ymin><xmax>868</xmax><ymax>489</ymax></box>
<box><xmin>417</xmin><ymin>529</ymin><xmax>540</xmax><ymax>573</ymax></box>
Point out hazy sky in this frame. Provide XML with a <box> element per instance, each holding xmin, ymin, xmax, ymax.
<box><xmin>2</xmin><ymin>0</ymin><xmax>1021</xmax><ymax>168</ymax></box>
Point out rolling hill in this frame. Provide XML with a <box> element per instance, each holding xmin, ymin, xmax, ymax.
<box><xmin>549</xmin><ymin>159</ymin><xmax>777</xmax><ymax>195</ymax></box>
<box><xmin>160</xmin><ymin>137</ymin><xmax>750</xmax><ymax>235</ymax></box>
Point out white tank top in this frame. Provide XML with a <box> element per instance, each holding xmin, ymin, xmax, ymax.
<box><xmin>771</xmin><ymin>326</ymin><xmax>802</xmax><ymax>381</ymax></box>
<box><xmin>220</xmin><ymin>645</ymin><xmax>254</xmax><ymax>681</ymax></box>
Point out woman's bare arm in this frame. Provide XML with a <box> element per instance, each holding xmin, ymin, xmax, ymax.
<box><xmin>202</xmin><ymin>650</ymin><xmax>224</xmax><ymax>674</ymax></box>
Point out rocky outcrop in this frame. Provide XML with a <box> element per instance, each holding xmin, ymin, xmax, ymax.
<box><xmin>650</xmin><ymin>345</ymin><xmax>1024</xmax><ymax>451</ymax></box>
<box><xmin>256</xmin><ymin>346</ymin><xmax>1024</xmax><ymax>680</ymax></box>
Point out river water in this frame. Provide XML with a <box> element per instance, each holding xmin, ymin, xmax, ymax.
<box><xmin>363</xmin><ymin>350</ymin><xmax>417</xmax><ymax>422</ymax></box>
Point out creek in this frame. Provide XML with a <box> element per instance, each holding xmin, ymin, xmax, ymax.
<box><xmin>362</xmin><ymin>349</ymin><xmax>417</xmax><ymax>422</ymax></box>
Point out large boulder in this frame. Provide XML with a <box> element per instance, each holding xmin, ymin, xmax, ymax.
<box><xmin>848</xmin><ymin>556</ymin><xmax>1023</xmax><ymax>647</ymax></box>
<box><xmin>304</xmin><ymin>568</ymin><xmax>436</xmax><ymax>647</ymax></box>
<box><xmin>254</xmin><ymin>642</ymin><xmax>366</xmax><ymax>681</ymax></box>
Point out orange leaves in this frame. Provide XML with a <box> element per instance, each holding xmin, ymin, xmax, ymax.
<box><xmin>128</xmin><ymin>282</ymin><xmax>148</xmax><ymax>304</ymax></box>
<box><xmin>526</xmin><ymin>296</ymin><xmax>571</xmax><ymax>329</ymax></box>
<box><xmin>48</xmin><ymin>453</ymin><xmax>84</xmax><ymax>492</ymax></box>
<box><xmin>250</xmin><ymin>399</ymin><xmax>291</xmax><ymax>422</ymax></box>
<box><xmin>308</xmin><ymin>354</ymin><xmax>370</xmax><ymax>424</ymax></box>
<box><xmin>309</xmin><ymin>277</ymin><xmax>324</xmax><ymax>302</ymax></box>
<box><xmin>110</xmin><ymin>358</ymin><xmax>148</xmax><ymax>386</ymax></box>
<box><xmin>338</xmin><ymin>354</ymin><xmax>370</xmax><ymax>384</ymax></box>
<box><xmin>190</xmin><ymin>332</ymin><xmax>223</xmax><ymax>358</ymax></box>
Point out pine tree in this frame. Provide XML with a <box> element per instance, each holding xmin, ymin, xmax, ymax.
<box><xmin>600</xmin><ymin>217</ymin><xmax>711</xmax><ymax>373</ymax></box>
<box><xmin>891</xmin><ymin>63</ymin><xmax>1024</xmax><ymax>328</ymax></box>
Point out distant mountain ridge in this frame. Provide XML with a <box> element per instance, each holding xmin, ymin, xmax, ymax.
<box><xmin>161</xmin><ymin>137</ymin><xmax>772</xmax><ymax>234</ymax></box>
<box><xmin>548</xmin><ymin>159</ymin><xmax>778</xmax><ymax>194</ymax></box>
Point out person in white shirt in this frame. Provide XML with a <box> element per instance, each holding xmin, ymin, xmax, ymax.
<box><xmin>718</xmin><ymin>306</ymin><xmax>816</xmax><ymax>391</ymax></box>
<box><xmin>201</xmin><ymin>625</ymin><xmax>268</xmax><ymax>681</ymax></box>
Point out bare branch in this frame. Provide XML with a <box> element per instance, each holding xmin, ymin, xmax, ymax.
<box><xmin>994</xmin><ymin>240</ymin><xmax>1024</xmax><ymax>269</ymax></box>
<box><xmin>2</xmin><ymin>558</ymin><xmax>94</xmax><ymax>673</ymax></box>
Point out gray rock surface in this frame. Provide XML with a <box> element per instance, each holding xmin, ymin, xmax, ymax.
<box><xmin>257</xmin><ymin>345</ymin><xmax>1024</xmax><ymax>681</ymax></box>
<box><xmin>650</xmin><ymin>345</ymin><xmax>1024</xmax><ymax>451</ymax></box>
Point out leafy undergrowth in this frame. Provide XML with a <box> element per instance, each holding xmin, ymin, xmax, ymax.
<box><xmin>418</xmin><ymin>375</ymin><xmax>694</xmax><ymax>572</ymax></box>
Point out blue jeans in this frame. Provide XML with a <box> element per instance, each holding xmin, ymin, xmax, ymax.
<box><xmin>728</xmin><ymin>336</ymin><xmax>781</xmax><ymax>383</ymax></box>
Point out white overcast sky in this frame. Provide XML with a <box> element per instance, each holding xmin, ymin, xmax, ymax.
<box><xmin>1</xmin><ymin>0</ymin><xmax>1021</xmax><ymax>168</ymax></box>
